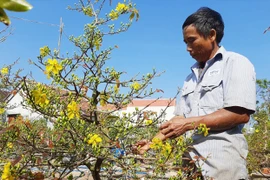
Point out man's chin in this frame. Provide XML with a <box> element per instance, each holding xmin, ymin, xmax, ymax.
<box><xmin>193</xmin><ymin>57</ymin><xmax>206</xmax><ymax>63</ymax></box>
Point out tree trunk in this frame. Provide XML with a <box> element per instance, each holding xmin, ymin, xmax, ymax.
<box><xmin>91</xmin><ymin>158</ymin><xmax>104</xmax><ymax>180</ymax></box>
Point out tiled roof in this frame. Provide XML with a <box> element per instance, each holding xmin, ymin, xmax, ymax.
<box><xmin>0</xmin><ymin>90</ymin><xmax>11</xmax><ymax>102</ymax></box>
<box><xmin>128</xmin><ymin>99</ymin><xmax>176</xmax><ymax>107</ymax></box>
<box><xmin>98</xmin><ymin>99</ymin><xmax>176</xmax><ymax>111</ymax></box>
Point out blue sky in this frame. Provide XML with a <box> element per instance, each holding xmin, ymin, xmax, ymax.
<box><xmin>1</xmin><ymin>0</ymin><xmax>270</xmax><ymax>98</ymax></box>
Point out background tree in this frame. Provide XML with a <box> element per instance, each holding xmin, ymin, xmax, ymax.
<box><xmin>246</xmin><ymin>79</ymin><xmax>270</xmax><ymax>175</ymax></box>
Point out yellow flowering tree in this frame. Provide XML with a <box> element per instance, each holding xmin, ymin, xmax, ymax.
<box><xmin>0</xmin><ymin>1</ymin><xmax>202</xmax><ymax>180</ymax></box>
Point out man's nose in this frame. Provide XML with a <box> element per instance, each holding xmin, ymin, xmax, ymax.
<box><xmin>186</xmin><ymin>45</ymin><xmax>192</xmax><ymax>52</ymax></box>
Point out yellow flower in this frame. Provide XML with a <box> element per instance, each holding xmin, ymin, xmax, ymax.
<box><xmin>255</xmin><ymin>129</ymin><xmax>259</xmax><ymax>133</ymax></box>
<box><xmin>131</xmin><ymin>81</ymin><xmax>141</xmax><ymax>91</ymax></box>
<box><xmin>67</xmin><ymin>101</ymin><xmax>80</xmax><ymax>120</ymax></box>
<box><xmin>39</xmin><ymin>93</ymin><xmax>49</xmax><ymax>105</ymax></box>
<box><xmin>145</xmin><ymin>119</ymin><xmax>153</xmax><ymax>125</ymax></box>
<box><xmin>109</xmin><ymin>10</ymin><xmax>119</xmax><ymax>20</ymax></box>
<box><xmin>87</xmin><ymin>134</ymin><xmax>102</xmax><ymax>148</ymax></box>
<box><xmin>1</xmin><ymin>67</ymin><xmax>9</xmax><ymax>75</ymax></box>
<box><xmin>161</xmin><ymin>142</ymin><xmax>172</xmax><ymax>156</ymax></box>
<box><xmin>0</xmin><ymin>108</ymin><xmax>5</xmax><ymax>115</ymax></box>
<box><xmin>7</xmin><ymin>142</ymin><xmax>13</xmax><ymax>149</ymax></box>
<box><xmin>115</xmin><ymin>3</ymin><xmax>128</xmax><ymax>13</ymax></box>
<box><xmin>32</xmin><ymin>88</ymin><xmax>49</xmax><ymax>107</ymax></box>
<box><xmin>46</xmin><ymin>59</ymin><xmax>62</xmax><ymax>75</ymax></box>
<box><xmin>150</xmin><ymin>137</ymin><xmax>163</xmax><ymax>150</ymax></box>
<box><xmin>1</xmin><ymin>162</ymin><xmax>14</xmax><ymax>180</ymax></box>
<box><xmin>40</xmin><ymin>46</ymin><xmax>50</xmax><ymax>58</ymax></box>
<box><xmin>197</xmin><ymin>123</ymin><xmax>210</xmax><ymax>136</ymax></box>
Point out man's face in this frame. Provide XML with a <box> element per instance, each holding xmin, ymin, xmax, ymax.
<box><xmin>183</xmin><ymin>25</ymin><xmax>215</xmax><ymax>63</ymax></box>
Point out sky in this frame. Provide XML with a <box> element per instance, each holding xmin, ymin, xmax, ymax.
<box><xmin>0</xmin><ymin>0</ymin><xmax>270</xmax><ymax>98</ymax></box>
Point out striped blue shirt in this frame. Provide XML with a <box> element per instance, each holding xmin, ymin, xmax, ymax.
<box><xmin>174</xmin><ymin>46</ymin><xmax>256</xmax><ymax>180</ymax></box>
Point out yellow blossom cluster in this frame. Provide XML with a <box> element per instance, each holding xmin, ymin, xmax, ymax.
<box><xmin>109</xmin><ymin>2</ymin><xmax>129</xmax><ymax>20</ymax></box>
<box><xmin>86</xmin><ymin>134</ymin><xmax>102</xmax><ymax>148</ymax></box>
<box><xmin>115</xmin><ymin>3</ymin><xmax>128</xmax><ymax>12</ymax></box>
<box><xmin>45</xmin><ymin>59</ymin><xmax>62</xmax><ymax>77</ymax></box>
<box><xmin>197</xmin><ymin>123</ymin><xmax>210</xmax><ymax>136</ymax></box>
<box><xmin>67</xmin><ymin>101</ymin><xmax>80</xmax><ymax>120</ymax></box>
<box><xmin>161</xmin><ymin>142</ymin><xmax>172</xmax><ymax>156</ymax></box>
<box><xmin>149</xmin><ymin>137</ymin><xmax>163</xmax><ymax>150</ymax></box>
<box><xmin>31</xmin><ymin>85</ymin><xmax>49</xmax><ymax>107</ymax></box>
<box><xmin>1</xmin><ymin>162</ymin><xmax>14</xmax><ymax>180</ymax></box>
<box><xmin>131</xmin><ymin>81</ymin><xmax>141</xmax><ymax>91</ymax></box>
<box><xmin>0</xmin><ymin>108</ymin><xmax>5</xmax><ymax>115</ymax></box>
<box><xmin>109</xmin><ymin>10</ymin><xmax>118</xmax><ymax>20</ymax></box>
<box><xmin>145</xmin><ymin>119</ymin><xmax>153</xmax><ymax>125</ymax></box>
<box><xmin>39</xmin><ymin>46</ymin><xmax>50</xmax><ymax>58</ymax></box>
<box><xmin>7</xmin><ymin>142</ymin><xmax>13</xmax><ymax>149</ymax></box>
<box><xmin>1</xmin><ymin>67</ymin><xmax>9</xmax><ymax>75</ymax></box>
<box><xmin>150</xmin><ymin>137</ymin><xmax>172</xmax><ymax>156</ymax></box>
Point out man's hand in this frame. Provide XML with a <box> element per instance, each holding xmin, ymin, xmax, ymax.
<box><xmin>132</xmin><ymin>132</ymin><xmax>167</xmax><ymax>155</ymax></box>
<box><xmin>160</xmin><ymin>116</ymin><xmax>188</xmax><ymax>139</ymax></box>
<box><xmin>132</xmin><ymin>139</ymin><xmax>151</xmax><ymax>155</ymax></box>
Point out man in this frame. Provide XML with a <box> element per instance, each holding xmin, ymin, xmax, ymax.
<box><xmin>136</xmin><ymin>7</ymin><xmax>256</xmax><ymax>180</ymax></box>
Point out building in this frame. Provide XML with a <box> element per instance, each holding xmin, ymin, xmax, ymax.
<box><xmin>1</xmin><ymin>85</ymin><xmax>177</xmax><ymax>125</ymax></box>
<box><xmin>0</xmin><ymin>88</ymin><xmax>43</xmax><ymax>123</ymax></box>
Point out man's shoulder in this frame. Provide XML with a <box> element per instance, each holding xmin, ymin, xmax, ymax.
<box><xmin>224</xmin><ymin>50</ymin><xmax>253</xmax><ymax>67</ymax></box>
<box><xmin>225</xmin><ymin>50</ymin><xmax>247</xmax><ymax>59</ymax></box>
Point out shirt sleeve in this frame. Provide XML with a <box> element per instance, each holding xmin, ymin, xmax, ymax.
<box><xmin>223</xmin><ymin>53</ymin><xmax>256</xmax><ymax>112</ymax></box>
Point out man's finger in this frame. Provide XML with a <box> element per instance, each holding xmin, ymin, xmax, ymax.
<box><xmin>135</xmin><ymin>139</ymin><xmax>148</xmax><ymax>146</ymax></box>
<box><xmin>160</xmin><ymin>121</ymin><xmax>170</xmax><ymax>130</ymax></box>
<box><xmin>165</xmin><ymin>131</ymin><xmax>176</xmax><ymax>139</ymax></box>
<box><xmin>161</xmin><ymin>127</ymin><xmax>171</xmax><ymax>135</ymax></box>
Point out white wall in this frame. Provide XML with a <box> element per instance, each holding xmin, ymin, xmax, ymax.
<box><xmin>115</xmin><ymin>105</ymin><xmax>175</xmax><ymax>124</ymax></box>
<box><xmin>5</xmin><ymin>91</ymin><xmax>43</xmax><ymax>121</ymax></box>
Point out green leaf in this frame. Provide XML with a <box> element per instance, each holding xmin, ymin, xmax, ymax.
<box><xmin>0</xmin><ymin>8</ymin><xmax>10</xmax><ymax>25</ymax></box>
<box><xmin>129</xmin><ymin>12</ymin><xmax>134</xmax><ymax>21</ymax></box>
<box><xmin>0</xmin><ymin>0</ymin><xmax>33</xmax><ymax>12</ymax></box>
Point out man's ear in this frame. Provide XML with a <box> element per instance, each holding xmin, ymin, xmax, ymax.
<box><xmin>209</xmin><ymin>29</ymin><xmax>217</xmax><ymax>42</ymax></box>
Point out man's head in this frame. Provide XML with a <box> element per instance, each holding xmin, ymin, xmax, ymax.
<box><xmin>182</xmin><ymin>7</ymin><xmax>224</xmax><ymax>63</ymax></box>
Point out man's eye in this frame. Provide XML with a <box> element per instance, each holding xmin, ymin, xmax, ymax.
<box><xmin>187</xmin><ymin>38</ymin><xmax>195</xmax><ymax>43</ymax></box>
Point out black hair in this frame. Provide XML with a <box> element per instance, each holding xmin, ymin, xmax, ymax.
<box><xmin>182</xmin><ymin>7</ymin><xmax>224</xmax><ymax>44</ymax></box>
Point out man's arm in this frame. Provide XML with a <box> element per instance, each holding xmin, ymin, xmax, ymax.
<box><xmin>160</xmin><ymin>106</ymin><xmax>253</xmax><ymax>139</ymax></box>
<box><xmin>135</xmin><ymin>116</ymin><xmax>184</xmax><ymax>154</ymax></box>
<box><xmin>135</xmin><ymin>106</ymin><xmax>252</xmax><ymax>153</ymax></box>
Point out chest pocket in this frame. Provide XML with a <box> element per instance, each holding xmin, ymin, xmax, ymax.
<box><xmin>200</xmin><ymin>73</ymin><xmax>224</xmax><ymax>109</ymax></box>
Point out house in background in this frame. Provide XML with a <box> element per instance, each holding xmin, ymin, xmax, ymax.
<box><xmin>0</xmin><ymin>88</ymin><xmax>43</xmax><ymax>123</ymax></box>
<box><xmin>1</xmin><ymin>86</ymin><xmax>177</xmax><ymax>125</ymax></box>
<box><xmin>122</xmin><ymin>99</ymin><xmax>176</xmax><ymax>121</ymax></box>
<box><xmin>99</xmin><ymin>99</ymin><xmax>177</xmax><ymax>123</ymax></box>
